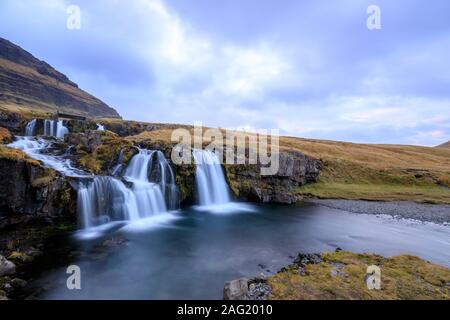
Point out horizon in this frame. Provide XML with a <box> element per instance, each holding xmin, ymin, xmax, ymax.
<box><xmin>1</xmin><ymin>0</ymin><xmax>449</xmax><ymax>146</ymax></box>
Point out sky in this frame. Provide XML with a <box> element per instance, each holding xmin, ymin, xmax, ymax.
<box><xmin>0</xmin><ymin>0</ymin><xmax>449</xmax><ymax>146</ymax></box>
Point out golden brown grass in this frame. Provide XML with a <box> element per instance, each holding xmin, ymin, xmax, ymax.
<box><xmin>285</xmin><ymin>137</ymin><xmax>450</xmax><ymax>203</ymax></box>
<box><xmin>0</xmin><ymin>145</ymin><xmax>39</xmax><ymax>166</ymax></box>
<box><xmin>268</xmin><ymin>251</ymin><xmax>450</xmax><ymax>300</ymax></box>
<box><xmin>438</xmin><ymin>141</ymin><xmax>450</xmax><ymax>149</ymax></box>
<box><xmin>0</xmin><ymin>127</ymin><xmax>12</xmax><ymax>144</ymax></box>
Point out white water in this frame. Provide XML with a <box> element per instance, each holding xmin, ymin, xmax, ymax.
<box><xmin>78</xmin><ymin>149</ymin><xmax>179</xmax><ymax>231</ymax></box>
<box><xmin>96</xmin><ymin>123</ymin><xmax>105</xmax><ymax>131</ymax></box>
<box><xmin>44</xmin><ymin>120</ymin><xmax>69</xmax><ymax>139</ymax></box>
<box><xmin>8</xmin><ymin>136</ymin><xmax>180</xmax><ymax>235</ymax></box>
<box><xmin>8</xmin><ymin>137</ymin><xmax>87</xmax><ymax>177</ymax></box>
<box><xmin>25</xmin><ymin>119</ymin><xmax>37</xmax><ymax>136</ymax></box>
<box><xmin>192</xmin><ymin>149</ymin><xmax>230</xmax><ymax>206</ymax></box>
<box><xmin>77</xmin><ymin>176</ymin><xmax>141</xmax><ymax>229</ymax></box>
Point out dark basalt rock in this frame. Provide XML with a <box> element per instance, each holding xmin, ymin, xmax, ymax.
<box><xmin>225</xmin><ymin>150</ymin><xmax>320</xmax><ymax>204</ymax></box>
<box><xmin>0</xmin><ymin>156</ymin><xmax>77</xmax><ymax>229</ymax></box>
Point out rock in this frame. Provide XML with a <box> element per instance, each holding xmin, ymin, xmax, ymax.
<box><xmin>247</xmin><ymin>279</ymin><xmax>272</xmax><ymax>300</ymax></box>
<box><xmin>0</xmin><ymin>153</ymin><xmax>76</xmax><ymax>228</ymax></box>
<box><xmin>10</xmin><ymin>278</ymin><xmax>27</xmax><ymax>289</ymax></box>
<box><xmin>223</xmin><ymin>277</ymin><xmax>272</xmax><ymax>300</ymax></box>
<box><xmin>0</xmin><ymin>255</ymin><xmax>16</xmax><ymax>276</ymax></box>
<box><xmin>293</xmin><ymin>253</ymin><xmax>323</xmax><ymax>267</ymax></box>
<box><xmin>223</xmin><ymin>278</ymin><xmax>249</xmax><ymax>300</ymax></box>
<box><xmin>224</xmin><ymin>149</ymin><xmax>319</xmax><ymax>204</ymax></box>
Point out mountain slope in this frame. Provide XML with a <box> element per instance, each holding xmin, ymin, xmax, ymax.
<box><xmin>437</xmin><ymin>141</ymin><xmax>450</xmax><ymax>149</ymax></box>
<box><xmin>0</xmin><ymin>37</ymin><xmax>120</xmax><ymax>118</ymax></box>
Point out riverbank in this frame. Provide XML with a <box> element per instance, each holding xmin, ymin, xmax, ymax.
<box><xmin>308</xmin><ymin>199</ymin><xmax>450</xmax><ymax>224</ymax></box>
<box><xmin>225</xmin><ymin>250</ymin><xmax>450</xmax><ymax>300</ymax></box>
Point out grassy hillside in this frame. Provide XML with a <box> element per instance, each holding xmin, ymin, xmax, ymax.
<box><xmin>109</xmin><ymin>122</ymin><xmax>450</xmax><ymax>204</ymax></box>
<box><xmin>0</xmin><ymin>37</ymin><xmax>120</xmax><ymax>118</ymax></box>
<box><xmin>280</xmin><ymin>137</ymin><xmax>450</xmax><ymax>204</ymax></box>
<box><xmin>437</xmin><ymin>141</ymin><xmax>450</xmax><ymax>149</ymax></box>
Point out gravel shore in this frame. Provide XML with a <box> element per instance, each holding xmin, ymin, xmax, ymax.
<box><xmin>308</xmin><ymin>199</ymin><xmax>450</xmax><ymax>224</ymax></box>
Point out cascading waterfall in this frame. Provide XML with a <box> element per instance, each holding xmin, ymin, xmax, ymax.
<box><xmin>8</xmin><ymin>136</ymin><xmax>86</xmax><ymax>177</ymax></box>
<box><xmin>192</xmin><ymin>149</ymin><xmax>230</xmax><ymax>206</ymax></box>
<box><xmin>78</xmin><ymin>148</ymin><xmax>178</xmax><ymax>229</ymax></box>
<box><xmin>44</xmin><ymin>120</ymin><xmax>69</xmax><ymax>139</ymax></box>
<box><xmin>152</xmin><ymin>151</ymin><xmax>178</xmax><ymax>210</ymax></box>
<box><xmin>25</xmin><ymin>119</ymin><xmax>37</xmax><ymax>136</ymax></box>
<box><xmin>77</xmin><ymin>177</ymin><xmax>141</xmax><ymax>229</ymax></box>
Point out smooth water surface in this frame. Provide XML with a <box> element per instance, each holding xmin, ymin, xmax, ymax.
<box><xmin>34</xmin><ymin>203</ymin><xmax>450</xmax><ymax>300</ymax></box>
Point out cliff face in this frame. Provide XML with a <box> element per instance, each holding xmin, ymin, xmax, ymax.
<box><xmin>225</xmin><ymin>150</ymin><xmax>319</xmax><ymax>204</ymax></box>
<box><xmin>0</xmin><ymin>145</ymin><xmax>76</xmax><ymax>229</ymax></box>
<box><xmin>0</xmin><ymin>37</ymin><xmax>121</xmax><ymax>119</ymax></box>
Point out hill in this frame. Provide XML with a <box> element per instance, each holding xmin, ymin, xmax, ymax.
<box><xmin>437</xmin><ymin>140</ymin><xmax>450</xmax><ymax>149</ymax></box>
<box><xmin>0</xmin><ymin>37</ymin><xmax>120</xmax><ymax>119</ymax></box>
<box><xmin>120</xmin><ymin>125</ymin><xmax>450</xmax><ymax>204</ymax></box>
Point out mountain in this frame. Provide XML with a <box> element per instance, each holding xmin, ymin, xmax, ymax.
<box><xmin>437</xmin><ymin>141</ymin><xmax>450</xmax><ymax>148</ymax></box>
<box><xmin>0</xmin><ymin>37</ymin><xmax>120</xmax><ymax>118</ymax></box>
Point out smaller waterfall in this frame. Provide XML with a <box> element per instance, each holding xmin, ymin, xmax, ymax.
<box><xmin>193</xmin><ymin>149</ymin><xmax>230</xmax><ymax>206</ymax></box>
<box><xmin>97</xmin><ymin>123</ymin><xmax>105</xmax><ymax>131</ymax></box>
<box><xmin>8</xmin><ymin>137</ymin><xmax>86</xmax><ymax>177</ymax></box>
<box><xmin>25</xmin><ymin>119</ymin><xmax>37</xmax><ymax>136</ymax></box>
<box><xmin>77</xmin><ymin>177</ymin><xmax>141</xmax><ymax>229</ymax></box>
<box><xmin>78</xmin><ymin>149</ymin><xmax>179</xmax><ymax>230</ymax></box>
<box><xmin>44</xmin><ymin>120</ymin><xmax>69</xmax><ymax>139</ymax></box>
<box><xmin>123</xmin><ymin>149</ymin><xmax>178</xmax><ymax>211</ymax></box>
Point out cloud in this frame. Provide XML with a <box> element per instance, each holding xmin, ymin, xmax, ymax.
<box><xmin>0</xmin><ymin>0</ymin><xmax>449</xmax><ymax>146</ymax></box>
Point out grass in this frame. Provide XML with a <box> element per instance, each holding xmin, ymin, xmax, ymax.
<box><xmin>268</xmin><ymin>251</ymin><xmax>450</xmax><ymax>300</ymax></box>
<box><xmin>0</xmin><ymin>145</ymin><xmax>40</xmax><ymax>166</ymax></box>
<box><xmin>280</xmin><ymin>138</ymin><xmax>450</xmax><ymax>203</ymax></box>
<box><xmin>125</xmin><ymin>127</ymin><xmax>450</xmax><ymax>204</ymax></box>
<box><xmin>299</xmin><ymin>182</ymin><xmax>450</xmax><ymax>204</ymax></box>
<box><xmin>0</xmin><ymin>127</ymin><xmax>12</xmax><ymax>144</ymax></box>
<box><xmin>438</xmin><ymin>141</ymin><xmax>450</xmax><ymax>148</ymax></box>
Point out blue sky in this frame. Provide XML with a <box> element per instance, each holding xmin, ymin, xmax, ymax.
<box><xmin>1</xmin><ymin>0</ymin><xmax>449</xmax><ymax>146</ymax></box>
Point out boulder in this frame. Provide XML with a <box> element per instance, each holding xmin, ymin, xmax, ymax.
<box><xmin>223</xmin><ymin>278</ymin><xmax>249</xmax><ymax>300</ymax></box>
<box><xmin>0</xmin><ymin>255</ymin><xmax>16</xmax><ymax>276</ymax></box>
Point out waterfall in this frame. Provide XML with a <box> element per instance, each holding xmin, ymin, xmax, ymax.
<box><xmin>78</xmin><ymin>149</ymin><xmax>178</xmax><ymax>229</ymax></box>
<box><xmin>77</xmin><ymin>177</ymin><xmax>141</xmax><ymax>229</ymax></box>
<box><xmin>8</xmin><ymin>136</ymin><xmax>86</xmax><ymax>177</ymax></box>
<box><xmin>124</xmin><ymin>148</ymin><xmax>178</xmax><ymax>211</ymax></box>
<box><xmin>192</xmin><ymin>149</ymin><xmax>230</xmax><ymax>206</ymax></box>
<box><xmin>10</xmin><ymin>134</ymin><xmax>179</xmax><ymax>231</ymax></box>
<box><xmin>25</xmin><ymin>119</ymin><xmax>37</xmax><ymax>136</ymax></box>
<box><xmin>44</xmin><ymin>120</ymin><xmax>69</xmax><ymax>139</ymax></box>
<box><xmin>96</xmin><ymin>123</ymin><xmax>105</xmax><ymax>131</ymax></box>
